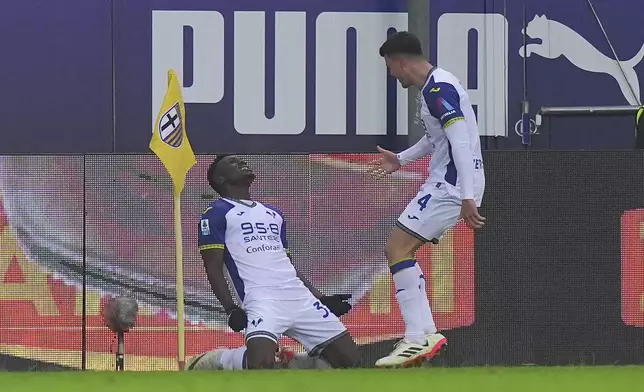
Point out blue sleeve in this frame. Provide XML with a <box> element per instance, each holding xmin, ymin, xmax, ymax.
<box><xmin>265</xmin><ymin>204</ymin><xmax>289</xmax><ymax>252</ymax></box>
<box><xmin>281</xmin><ymin>218</ymin><xmax>288</xmax><ymax>251</ymax></box>
<box><xmin>423</xmin><ymin>82</ymin><xmax>465</xmax><ymax>129</ymax></box>
<box><xmin>198</xmin><ymin>202</ymin><xmax>230</xmax><ymax>251</ymax></box>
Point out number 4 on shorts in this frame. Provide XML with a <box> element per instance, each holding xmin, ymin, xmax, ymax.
<box><xmin>417</xmin><ymin>194</ymin><xmax>431</xmax><ymax>211</ymax></box>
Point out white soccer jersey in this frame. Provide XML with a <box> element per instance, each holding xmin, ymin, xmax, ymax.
<box><xmin>418</xmin><ymin>68</ymin><xmax>485</xmax><ymax>204</ymax></box>
<box><xmin>198</xmin><ymin>198</ymin><xmax>309</xmax><ymax>303</ymax></box>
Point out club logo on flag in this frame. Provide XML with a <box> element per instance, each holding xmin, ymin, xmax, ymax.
<box><xmin>158</xmin><ymin>103</ymin><xmax>184</xmax><ymax>148</ymax></box>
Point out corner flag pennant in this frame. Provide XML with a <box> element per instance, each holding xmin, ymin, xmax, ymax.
<box><xmin>150</xmin><ymin>69</ymin><xmax>197</xmax><ymax>194</ymax></box>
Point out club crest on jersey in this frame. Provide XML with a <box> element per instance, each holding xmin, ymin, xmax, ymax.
<box><xmin>158</xmin><ymin>103</ymin><xmax>184</xmax><ymax>148</ymax></box>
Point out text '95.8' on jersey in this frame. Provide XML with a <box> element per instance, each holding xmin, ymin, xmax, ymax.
<box><xmin>198</xmin><ymin>198</ymin><xmax>309</xmax><ymax>303</ymax></box>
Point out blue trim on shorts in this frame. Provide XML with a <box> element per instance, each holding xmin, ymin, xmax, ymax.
<box><xmin>395</xmin><ymin>220</ymin><xmax>439</xmax><ymax>244</ymax></box>
<box><xmin>245</xmin><ymin>330</ymin><xmax>279</xmax><ymax>343</ymax></box>
<box><xmin>308</xmin><ymin>330</ymin><xmax>349</xmax><ymax>358</ymax></box>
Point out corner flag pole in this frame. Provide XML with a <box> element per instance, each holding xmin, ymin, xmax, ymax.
<box><xmin>174</xmin><ymin>190</ymin><xmax>186</xmax><ymax>371</ymax></box>
<box><xmin>149</xmin><ymin>69</ymin><xmax>197</xmax><ymax>371</ymax></box>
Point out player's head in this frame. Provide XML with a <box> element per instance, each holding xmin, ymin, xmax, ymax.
<box><xmin>379</xmin><ymin>31</ymin><xmax>425</xmax><ymax>89</ymax></box>
<box><xmin>207</xmin><ymin>155</ymin><xmax>255</xmax><ymax>197</ymax></box>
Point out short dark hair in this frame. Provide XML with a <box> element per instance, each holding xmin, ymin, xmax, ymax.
<box><xmin>207</xmin><ymin>154</ymin><xmax>230</xmax><ymax>195</ymax></box>
<box><xmin>379</xmin><ymin>31</ymin><xmax>423</xmax><ymax>57</ymax></box>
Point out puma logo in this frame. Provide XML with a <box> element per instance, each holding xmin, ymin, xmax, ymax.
<box><xmin>519</xmin><ymin>14</ymin><xmax>643</xmax><ymax>105</ymax></box>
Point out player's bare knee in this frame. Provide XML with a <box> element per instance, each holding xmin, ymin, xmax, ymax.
<box><xmin>245</xmin><ymin>350</ymin><xmax>275</xmax><ymax>369</ymax></box>
<box><xmin>246</xmin><ymin>337</ymin><xmax>277</xmax><ymax>370</ymax></box>
<box><xmin>246</xmin><ymin>358</ymin><xmax>274</xmax><ymax>369</ymax></box>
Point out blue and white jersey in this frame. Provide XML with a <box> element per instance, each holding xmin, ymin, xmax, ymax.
<box><xmin>198</xmin><ymin>198</ymin><xmax>309</xmax><ymax>304</ymax></box>
<box><xmin>419</xmin><ymin>68</ymin><xmax>485</xmax><ymax>205</ymax></box>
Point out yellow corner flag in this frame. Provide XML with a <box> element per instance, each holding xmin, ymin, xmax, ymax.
<box><xmin>149</xmin><ymin>69</ymin><xmax>195</xmax><ymax>371</ymax></box>
<box><xmin>150</xmin><ymin>69</ymin><xmax>197</xmax><ymax>194</ymax></box>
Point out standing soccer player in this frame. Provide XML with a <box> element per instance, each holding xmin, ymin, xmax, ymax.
<box><xmin>369</xmin><ymin>31</ymin><xmax>486</xmax><ymax>367</ymax></box>
<box><xmin>197</xmin><ymin>155</ymin><xmax>361</xmax><ymax>370</ymax></box>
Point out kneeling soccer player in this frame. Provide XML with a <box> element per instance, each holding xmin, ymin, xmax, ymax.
<box><xmin>195</xmin><ymin>155</ymin><xmax>361</xmax><ymax>370</ymax></box>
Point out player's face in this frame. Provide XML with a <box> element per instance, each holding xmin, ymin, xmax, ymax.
<box><xmin>219</xmin><ymin>156</ymin><xmax>255</xmax><ymax>186</ymax></box>
<box><xmin>385</xmin><ymin>55</ymin><xmax>412</xmax><ymax>89</ymax></box>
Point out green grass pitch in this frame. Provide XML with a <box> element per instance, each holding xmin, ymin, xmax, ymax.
<box><xmin>3</xmin><ymin>367</ymin><xmax>644</xmax><ymax>392</ymax></box>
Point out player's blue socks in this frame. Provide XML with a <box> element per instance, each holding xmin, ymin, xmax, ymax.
<box><xmin>389</xmin><ymin>259</ymin><xmax>437</xmax><ymax>344</ymax></box>
<box><xmin>389</xmin><ymin>258</ymin><xmax>418</xmax><ymax>275</ymax></box>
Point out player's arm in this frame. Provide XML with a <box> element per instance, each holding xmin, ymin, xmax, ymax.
<box><xmin>201</xmin><ymin>247</ymin><xmax>247</xmax><ymax>332</ymax></box>
<box><xmin>425</xmin><ymin>83</ymin><xmax>474</xmax><ymax>200</ymax></box>
<box><xmin>198</xmin><ymin>211</ymin><xmax>237</xmax><ymax>313</ymax></box>
<box><xmin>200</xmin><ymin>249</ymin><xmax>237</xmax><ymax>312</ymax></box>
<box><xmin>396</xmin><ymin>134</ymin><xmax>434</xmax><ymax>166</ymax></box>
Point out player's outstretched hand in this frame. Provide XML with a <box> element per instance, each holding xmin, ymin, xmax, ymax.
<box><xmin>227</xmin><ymin>306</ymin><xmax>248</xmax><ymax>332</ymax></box>
<box><xmin>367</xmin><ymin>146</ymin><xmax>401</xmax><ymax>179</ymax></box>
<box><xmin>460</xmin><ymin>199</ymin><xmax>486</xmax><ymax>230</ymax></box>
<box><xmin>320</xmin><ymin>294</ymin><xmax>352</xmax><ymax>317</ymax></box>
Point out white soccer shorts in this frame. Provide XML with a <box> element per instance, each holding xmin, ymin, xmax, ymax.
<box><xmin>396</xmin><ymin>185</ymin><xmax>463</xmax><ymax>243</ymax></box>
<box><xmin>243</xmin><ymin>294</ymin><xmax>348</xmax><ymax>357</ymax></box>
